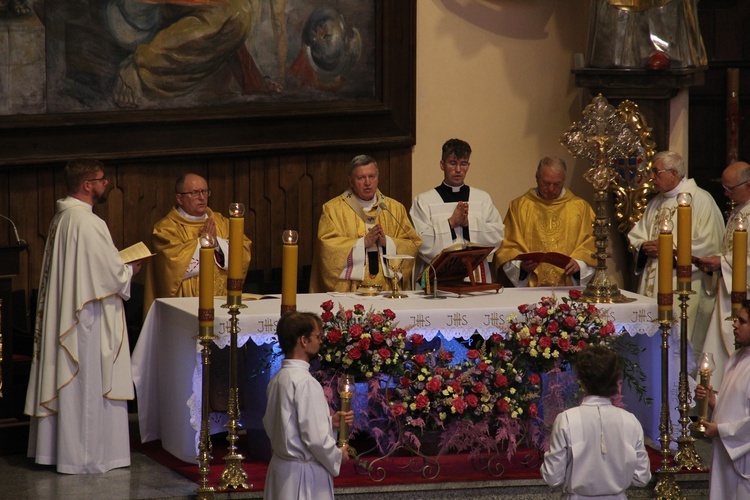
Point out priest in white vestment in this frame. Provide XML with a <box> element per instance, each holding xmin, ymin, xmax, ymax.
<box><xmin>410</xmin><ymin>138</ymin><xmax>504</xmax><ymax>283</ymax></box>
<box><xmin>309</xmin><ymin>155</ymin><xmax>420</xmax><ymax>292</ymax></box>
<box><xmin>263</xmin><ymin>312</ymin><xmax>352</xmax><ymax>500</ymax></box>
<box><xmin>696</xmin><ymin>299</ymin><xmax>750</xmax><ymax>498</ymax></box>
<box><xmin>696</xmin><ymin>161</ymin><xmax>750</xmax><ymax>391</ymax></box>
<box><xmin>628</xmin><ymin>151</ymin><xmax>724</xmax><ymax>357</ymax></box>
<box><xmin>24</xmin><ymin>159</ymin><xmax>142</xmax><ymax>474</ymax></box>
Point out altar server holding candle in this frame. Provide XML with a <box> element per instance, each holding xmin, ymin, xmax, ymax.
<box><xmin>143</xmin><ymin>173</ymin><xmax>252</xmax><ymax>316</ymax></box>
<box><xmin>695</xmin><ymin>161</ymin><xmax>750</xmax><ymax>390</ymax></box>
<box><xmin>628</xmin><ymin>151</ymin><xmax>723</xmax><ymax>352</ymax></box>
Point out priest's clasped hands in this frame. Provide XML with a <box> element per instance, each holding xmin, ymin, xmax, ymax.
<box><xmin>448</xmin><ymin>201</ymin><xmax>469</xmax><ymax>228</ymax></box>
<box><xmin>365</xmin><ymin>224</ymin><xmax>386</xmax><ymax>247</ymax></box>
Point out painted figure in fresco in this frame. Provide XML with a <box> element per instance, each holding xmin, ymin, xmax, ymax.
<box><xmin>0</xmin><ymin>0</ymin><xmax>30</xmax><ymax>16</ymax></box>
<box><xmin>105</xmin><ymin>0</ymin><xmax>281</xmax><ymax>108</ymax></box>
<box><xmin>587</xmin><ymin>0</ymin><xmax>707</xmax><ymax>69</ymax></box>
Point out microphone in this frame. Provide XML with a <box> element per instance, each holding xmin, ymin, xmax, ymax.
<box><xmin>378</xmin><ymin>202</ymin><xmax>445</xmax><ymax>299</ymax></box>
<box><xmin>0</xmin><ymin>213</ymin><xmax>26</xmax><ymax>245</ymax></box>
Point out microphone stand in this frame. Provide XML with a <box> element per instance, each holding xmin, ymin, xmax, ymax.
<box><xmin>378</xmin><ymin>202</ymin><xmax>445</xmax><ymax>299</ymax></box>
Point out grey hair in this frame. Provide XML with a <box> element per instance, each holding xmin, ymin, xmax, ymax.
<box><xmin>536</xmin><ymin>157</ymin><xmax>567</xmax><ymax>175</ymax></box>
<box><xmin>653</xmin><ymin>151</ymin><xmax>686</xmax><ymax>178</ymax></box>
<box><xmin>349</xmin><ymin>155</ymin><xmax>378</xmax><ymax>175</ymax></box>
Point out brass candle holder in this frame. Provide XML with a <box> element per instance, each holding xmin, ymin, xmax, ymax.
<box><xmin>337</xmin><ymin>374</ymin><xmax>355</xmax><ymax>448</ymax></box>
<box><xmin>690</xmin><ymin>352</ymin><xmax>715</xmax><ymax>437</ymax></box>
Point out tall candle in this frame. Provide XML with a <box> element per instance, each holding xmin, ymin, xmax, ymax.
<box><xmin>281</xmin><ymin>230</ymin><xmax>299</xmax><ymax>315</ymax></box>
<box><xmin>732</xmin><ymin>226</ymin><xmax>748</xmax><ymax>307</ymax></box>
<box><xmin>227</xmin><ymin>203</ymin><xmax>245</xmax><ymax>300</ymax></box>
<box><xmin>658</xmin><ymin>219</ymin><xmax>674</xmax><ymax>318</ymax></box>
<box><xmin>198</xmin><ymin>233</ymin><xmax>216</xmax><ymax>327</ymax></box>
<box><xmin>676</xmin><ymin>193</ymin><xmax>692</xmax><ymax>288</ymax></box>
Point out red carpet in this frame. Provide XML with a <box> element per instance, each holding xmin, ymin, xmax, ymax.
<box><xmin>136</xmin><ymin>438</ymin><xmax>669</xmax><ymax>492</ymax></box>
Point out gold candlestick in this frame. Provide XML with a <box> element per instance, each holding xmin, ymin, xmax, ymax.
<box><xmin>691</xmin><ymin>352</ymin><xmax>716</xmax><ymax>437</ymax></box>
<box><xmin>337</xmin><ymin>374</ymin><xmax>355</xmax><ymax>448</ymax></box>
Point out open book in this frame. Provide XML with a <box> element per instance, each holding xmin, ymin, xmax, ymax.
<box><xmin>119</xmin><ymin>241</ymin><xmax>155</xmax><ymax>264</ymax></box>
<box><xmin>514</xmin><ymin>251</ymin><xmax>571</xmax><ymax>269</ymax></box>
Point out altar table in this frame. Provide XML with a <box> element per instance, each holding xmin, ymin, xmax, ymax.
<box><xmin>132</xmin><ymin>288</ymin><xmax>667</xmax><ymax>464</ymax></box>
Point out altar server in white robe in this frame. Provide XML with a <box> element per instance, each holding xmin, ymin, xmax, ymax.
<box><xmin>695</xmin><ymin>299</ymin><xmax>750</xmax><ymax>499</ymax></box>
<box><xmin>410</xmin><ymin>138</ymin><xmax>504</xmax><ymax>283</ymax></box>
<box><xmin>24</xmin><ymin>158</ymin><xmax>142</xmax><ymax>474</ymax></box>
<box><xmin>263</xmin><ymin>312</ymin><xmax>352</xmax><ymax>500</ymax></box>
<box><xmin>541</xmin><ymin>345</ymin><xmax>652</xmax><ymax>498</ymax></box>
<box><xmin>628</xmin><ymin>151</ymin><xmax>724</xmax><ymax>356</ymax></box>
<box><xmin>696</xmin><ymin>161</ymin><xmax>750</xmax><ymax>390</ymax></box>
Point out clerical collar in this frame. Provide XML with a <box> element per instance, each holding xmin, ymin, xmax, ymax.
<box><xmin>663</xmin><ymin>179</ymin><xmax>686</xmax><ymax>199</ymax></box>
<box><xmin>177</xmin><ymin>206</ymin><xmax>208</xmax><ymax>221</ymax></box>
<box><xmin>443</xmin><ymin>182</ymin><xmax>465</xmax><ymax>192</ymax></box>
<box><xmin>354</xmin><ymin>194</ymin><xmax>377</xmax><ymax>212</ymax></box>
<box><xmin>534</xmin><ymin>188</ymin><xmax>566</xmax><ymax>199</ymax></box>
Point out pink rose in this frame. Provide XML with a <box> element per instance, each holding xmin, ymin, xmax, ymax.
<box><xmin>349</xmin><ymin>324</ymin><xmax>363</xmax><ymax>338</ymax></box>
<box><xmin>326</xmin><ymin>329</ymin><xmax>342</xmax><ymax>343</ymax></box>
<box><xmin>321</xmin><ymin>300</ymin><xmax>334</xmax><ymax>312</ymax></box>
<box><xmin>410</xmin><ymin>333</ymin><xmax>425</xmax><ymax>347</ymax></box>
<box><xmin>347</xmin><ymin>347</ymin><xmax>362</xmax><ymax>360</ymax></box>
<box><xmin>415</xmin><ymin>394</ymin><xmax>430</xmax><ymax>410</ymax></box>
<box><xmin>378</xmin><ymin>347</ymin><xmax>391</xmax><ymax>360</ymax></box>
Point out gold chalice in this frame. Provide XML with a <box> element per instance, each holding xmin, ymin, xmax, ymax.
<box><xmin>381</xmin><ymin>254</ymin><xmax>413</xmax><ymax>299</ymax></box>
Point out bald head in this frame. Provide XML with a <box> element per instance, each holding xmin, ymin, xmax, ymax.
<box><xmin>722</xmin><ymin>162</ymin><xmax>750</xmax><ymax>205</ymax></box>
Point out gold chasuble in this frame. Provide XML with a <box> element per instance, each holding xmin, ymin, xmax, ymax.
<box><xmin>310</xmin><ymin>190</ymin><xmax>421</xmax><ymax>292</ymax></box>
<box><xmin>494</xmin><ymin>189</ymin><xmax>596</xmax><ymax>286</ymax></box>
<box><xmin>143</xmin><ymin>207</ymin><xmax>252</xmax><ymax>317</ymax></box>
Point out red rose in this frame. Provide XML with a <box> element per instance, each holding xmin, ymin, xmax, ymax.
<box><xmin>466</xmin><ymin>394</ymin><xmax>479</xmax><ymax>408</ymax></box>
<box><xmin>577</xmin><ymin>340</ymin><xmax>588</xmax><ymax>350</ymax></box>
<box><xmin>426</xmin><ymin>377</ymin><xmax>442</xmax><ymax>393</ymax></box>
<box><xmin>547</xmin><ymin>321</ymin><xmax>559</xmax><ymax>334</ymax></box>
<box><xmin>392</xmin><ymin>327</ymin><xmax>407</xmax><ymax>339</ymax></box>
<box><xmin>537</xmin><ymin>306</ymin><xmax>548</xmax><ymax>318</ymax></box>
<box><xmin>587</xmin><ymin>304</ymin><xmax>598</xmax><ymax>315</ymax></box>
<box><xmin>378</xmin><ymin>347</ymin><xmax>391</xmax><ymax>359</ymax></box>
<box><xmin>466</xmin><ymin>349</ymin><xmax>480</xmax><ymax>360</ymax></box>
<box><xmin>326</xmin><ymin>329</ymin><xmax>342</xmax><ymax>343</ymax></box>
<box><xmin>472</xmin><ymin>382</ymin><xmax>484</xmax><ymax>394</ymax></box>
<box><xmin>438</xmin><ymin>350</ymin><xmax>453</xmax><ymax>363</ymax></box>
<box><xmin>349</xmin><ymin>324</ymin><xmax>363</xmax><ymax>338</ymax></box>
<box><xmin>452</xmin><ymin>397</ymin><xmax>467</xmax><ymax>414</ymax></box>
<box><xmin>477</xmin><ymin>362</ymin><xmax>488</xmax><ymax>372</ymax></box>
<box><xmin>347</xmin><ymin>347</ymin><xmax>362</xmax><ymax>360</ymax></box>
<box><xmin>372</xmin><ymin>332</ymin><xmax>385</xmax><ymax>344</ymax></box>
<box><xmin>372</xmin><ymin>314</ymin><xmax>384</xmax><ymax>326</ymax></box>
<box><xmin>569</xmin><ymin>289</ymin><xmax>582</xmax><ymax>300</ymax></box>
<box><xmin>415</xmin><ymin>394</ymin><xmax>430</xmax><ymax>410</ymax></box>
<box><xmin>490</xmin><ymin>333</ymin><xmax>503</xmax><ymax>344</ymax></box>
<box><xmin>400</xmin><ymin>376</ymin><xmax>411</xmax><ymax>388</ymax></box>
<box><xmin>494</xmin><ymin>374</ymin><xmax>508</xmax><ymax>388</ymax></box>
<box><xmin>518</xmin><ymin>304</ymin><xmax>528</xmax><ymax>314</ymax></box>
<box><xmin>414</xmin><ymin>354</ymin><xmax>427</xmax><ymax>367</ymax></box>
<box><xmin>358</xmin><ymin>338</ymin><xmax>371</xmax><ymax>351</ymax></box>
<box><xmin>321</xmin><ymin>311</ymin><xmax>334</xmax><ymax>322</ymax></box>
<box><xmin>529</xmin><ymin>373</ymin><xmax>541</xmax><ymax>385</ymax></box>
<box><xmin>450</xmin><ymin>381</ymin><xmax>463</xmax><ymax>395</ymax></box>
<box><xmin>345</xmin><ymin>310</ymin><xmax>353</xmax><ymax>320</ymax></box>
<box><xmin>558</xmin><ymin>337</ymin><xmax>571</xmax><ymax>352</ymax></box>
<box><xmin>321</xmin><ymin>300</ymin><xmax>334</xmax><ymax>312</ymax></box>
<box><xmin>600</xmin><ymin>321</ymin><xmax>615</xmax><ymax>336</ymax></box>
<box><xmin>519</xmin><ymin>337</ymin><xmax>531</xmax><ymax>348</ymax></box>
<box><xmin>354</xmin><ymin>303</ymin><xmax>365</xmax><ymax>313</ymax></box>
<box><xmin>391</xmin><ymin>403</ymin><xmax>407</xmax><ymax>417</ymax></box>
<box><xmin>538</xmin><ymin>336</ymin><xmax>552</xmax><ymax>349</ymax></box>
<box><xmin>558</xmin><ymin>303</ymin><xmax>571</xmax><ymax>313</ymax></box>
<box><xmin>509</xmin><ymin>323</ymin><xmax>520</xmax><ymax>333</ymax></box>
<box><xmin>528</xmin><ymin>402</ymin><xmax>538</xmax><ymax>418</ymax></box>
<box><xmin>496</xmin><ymin>399</ymin><xmax>509</xmax><ymax>413</ymax></box>
<box><xmin>383</xmin><ymin>309</ymin><xmax>396</xmax><ymax>321</ymax></box>
<box><xmin>410</xmin><ymin>333</ymin><xmax>425</xmax><ymax>346</ymax></box>
<box><xmin>564</xmin><ymin>316</ymin><xmax>578</xmax><ymax>328</ymax></box>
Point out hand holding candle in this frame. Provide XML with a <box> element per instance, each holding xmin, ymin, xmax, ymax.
<box><xmin>227</xmin><ymin>203</ymin><xmax>245</xmax><ymax>304</ymax></box>
<box><xmin>691</xmin><ymin>352</ymin><xmax>716</xmax><ymax>436</ymax></box>
<box><xmin>337</xmin><ymin>375</ymin><xmax>355</xmax><ymax>448</ymax></box>
<box><xmin>676</xmin><ymin>193</ymin><xmax>692</xmax><ymax>290</ymax></box>
<box><xmin>281</xmin><ymin>230</ymin><xmax>299</xmax><ymax>315</ymax></box>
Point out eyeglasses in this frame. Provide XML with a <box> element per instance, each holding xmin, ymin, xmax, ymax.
<box><xmin>178</xmin><ymin>189</ymin><xmax>211</xmax><ymax>198</ymax></box>
<box><xmin>443</xmin><ymin>160</ymin><xmax>470</xmax><ymax>170</ymax></box>
<box><xmin>86</xmin><ymin>176</ymin><xmax>107</xmax><ymax>183</ymax></box>
<box><xmin>723</xmin><ymin>180</ymin><xmax>750</xmax><ymax>192</ymax></box>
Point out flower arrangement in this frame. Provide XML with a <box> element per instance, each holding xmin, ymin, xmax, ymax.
<box><xmin>318</xmin><ymin>300</ymin><xmax>408</xmax><ymax>379</ymax></box>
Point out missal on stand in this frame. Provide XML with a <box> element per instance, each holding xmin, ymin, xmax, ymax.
<box><xmin>428</xmin><ymin>243</ymin><xmax>500</xmax><ymax>296</ymax></box>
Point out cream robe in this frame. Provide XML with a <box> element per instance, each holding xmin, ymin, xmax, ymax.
<box><xmin>24</xmin><ymin>196</ymin><xmax>135</xmax><ymax>474</ymax></box>
<box><xmin>309</xmin><ymin>191</ymin><xmax>421</xmax><ymax>292</ymax></box>
<box><xmin>541</xmin><ymin>396</ymin><xmax>652</xmax><ymax>499</ymax></box>
<box><xmin>143</xmin><ymin>206</ymin><xmax>251</xmax><ymax>316</ymax></box>
<box><xmin>627</xmin><ymin>178</ymin><xmax>724</xmax><ymax>354</ymax></box>
<box><xmin>410</xmin><ymin>185</ymin><xmax>504</xmax><ymax>283</ymax></box>
<box><xmin>709</xmin><ymin>347</ymin><xmax>750</xmax><ymax>499</ymax></box>
<box><xmin>263</xmin><ymin>359</ymin><xmax>342</xmax><ymax>500</ymax></box>
<box><xmin>703</xmin><ymin>200</ymin><xmax>750</xmax><ymax>390</ymax></box>
<box><xmin>494</xmin><ymin>188</ymin><xmax>596</xmax><ymax>287</ymax></box>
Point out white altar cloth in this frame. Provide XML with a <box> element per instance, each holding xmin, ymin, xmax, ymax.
<box><xmin>131</xmin><ymin>288</ymin><xmax>665</xmax><ymax>463</ymax></box>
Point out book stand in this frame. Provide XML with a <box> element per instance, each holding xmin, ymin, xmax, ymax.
<box><xmin>429</xmin><ymin>246</ymin><xmax>500</xmax><ymax>297</ymax></box>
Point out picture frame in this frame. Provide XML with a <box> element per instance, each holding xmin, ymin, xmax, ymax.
<box><xmin>0</xmin><ymin>0</ymin><xmax>416</xmax><ymax>166</ymax></box>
